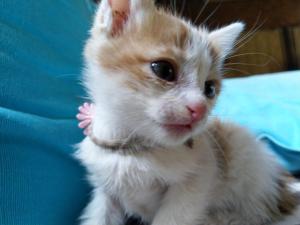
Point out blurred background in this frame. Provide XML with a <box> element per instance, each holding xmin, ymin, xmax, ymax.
<box><xmin>157</xmin><ymin>0</ymin><xmax>300</xmax><ymax>77</ymax></box>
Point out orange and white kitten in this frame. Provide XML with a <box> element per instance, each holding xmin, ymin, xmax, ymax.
<box><xmin>75</xmin><ymin>0</ymin><xmax>300</xmax><ymax>225</ymax></box>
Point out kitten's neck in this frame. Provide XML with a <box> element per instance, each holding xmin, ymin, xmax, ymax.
<box><xmin>92</xmin><ymin>104</ymin><xmax>129</xmax><ymax>141</ymax></box>
<box><xmin>89</xmin><ymin>105</ymin><xmax>157</xmax><ymax>152</ymax></box>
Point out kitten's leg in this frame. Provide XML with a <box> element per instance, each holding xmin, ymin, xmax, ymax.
<box><xmin>151</xmin><ymin>183</ymin><xmax>210</xmax><ymax>225</ymax></box>
<box><xmin>80</xmin><ymin>188</ymin><xmax>124</xmax><ymax>225</ymax></box>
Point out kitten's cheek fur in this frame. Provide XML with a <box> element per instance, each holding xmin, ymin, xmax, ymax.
<box><xmin>146</xmin><ymin>100</ymin><xmax>210</xmax><ymax>145</ymax></box>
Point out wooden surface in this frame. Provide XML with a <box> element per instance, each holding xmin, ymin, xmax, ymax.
<box><xmin>157</xmin><ymin>0</ymin><xmax>300</xmax><ymax>29</ymax></box>
<box><xmin>156</xmin><ymin>0</ymin><xmax>300</xmax><ymax>77</ymax></box>
<box><xmin>224</xmin><ymin>29</ymin><xmax>286</xmax><ymax>77</ymax></box>
<box><xmin>294</xmin><ymin>27</ymin><xmax>300</xmax><ymax>68</ymax></box>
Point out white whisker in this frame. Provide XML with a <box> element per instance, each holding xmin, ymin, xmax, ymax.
<box><xmin>193</xmin><ymin>0</ymin><xmax>210</xmax><ymax>25</ymax></box>
<box><xmin>201</xmin><ymin>1</ymin><xmax>222</xmax><ymax>25</ymax></box>
<box><xmin>223</xmin><ymin>67</ymin><xmax>250</xmax><ymax>76</ymax></box>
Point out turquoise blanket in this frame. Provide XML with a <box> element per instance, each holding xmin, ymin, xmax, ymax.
<box><xmin>1</xmin><ymin>0</ymin><xmax>299</xmax><ymax>224</ymax></box>
<box><xmin>214</xmin><ymin>71</ymin><xmax>300</xmax><ymax>173</ymax></box>
<box><xmin>0</xmin><ymin>1</ymin><xmax>94</xmax><ymax>224</ymax></box>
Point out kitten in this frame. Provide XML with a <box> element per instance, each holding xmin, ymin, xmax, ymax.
<box><xmin>75</xmin><ymin>0</ymin><xmax>300</xmax><ymax>224</ymax></box>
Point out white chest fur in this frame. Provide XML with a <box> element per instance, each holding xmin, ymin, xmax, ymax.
<box><xmin>76</xmin><ymin>136</ymin><xmax>216</xmax><ymax>221</ymax></box>
<box><xmin>76</xmin><ymin>122</ymin><xmax>300</xmax><ymax>225</ymax></box>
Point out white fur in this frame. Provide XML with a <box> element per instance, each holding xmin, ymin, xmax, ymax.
<box><xmin>76</xmin><ymin>1</ymin><xmax>299</xmax><ymax>225</ymax></box>
<box><xmin>76</xmin><ymin>132</ymin><xmax>217</xmax><ymax>225</ymax></box>
<box><xmin>76</xmin><ymin>122</ymin><xmax>300</xmax><ymax>225</ymax></box>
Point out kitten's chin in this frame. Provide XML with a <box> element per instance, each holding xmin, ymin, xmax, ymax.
<box><xmin>152</xmin><ymin>126</ymin><xmax>194</xmax><ymax>147</ymax></box>
<box><xmin>153</xmin><ymin>120</ymin><xmax>208</xmax><ymax>147</ymax></box>
<box><xmin>156</xmin><ymin>133</ymin><xmax>190</xmax><ymax>147</ymax></box>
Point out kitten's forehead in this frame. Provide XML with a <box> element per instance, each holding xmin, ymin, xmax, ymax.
<box><xmin>112</xmin><ymin>10</ymin><xmax>213</xmax><ymax>65</ymax></box>
<box><xmin>136</xmin><ymin>11</ymin><xmax>214</xmax><ymax>77</ymax></box>
<box><xmin>130</xmin><ymin>10</ymin><xmax>190</xmax><ymax>49</ymax></box>
<box><xmin>138</xmin><ymin>11</ymin><xmax>212</xmax><ymax>56</ymax></box>
<box><xmin>91</xmin><ymin>7</ymin><xmax>216</xmax><ymax>92</ymax></box>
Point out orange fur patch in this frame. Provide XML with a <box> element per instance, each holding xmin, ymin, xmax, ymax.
<box><xmin>207</xmin><ymin>119</ymin><xmax>233</xmax><ymax>178</ymax></box>
<box><xmin>95</xmin><ymin>9</ymin><xmax>190</xmax><ymax>91</ymax></box>
<box><xmin>277</xmin><ymin>175</ymin><xmax>298</xmax><ymax>216</ymax></box>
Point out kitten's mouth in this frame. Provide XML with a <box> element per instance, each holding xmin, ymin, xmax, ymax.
<box><xmin>152</xmin><ymin>119</ymin><xmax>197</xmax><ymax>137</ymax></box>
<box><xmin>162</xmin><ymin>123</ymin><xmax>193</xmax><ymax>136</ymax></box>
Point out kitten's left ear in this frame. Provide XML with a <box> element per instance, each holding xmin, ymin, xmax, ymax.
<box><xmin>208</xmin><ymin>22</ymin><xmax>245</xmax><ymax>60</ymax></box>
<box><xmin>93</xmin><ymin>0</ymin><xmax>155</xmax><ymax>37</ymax></box>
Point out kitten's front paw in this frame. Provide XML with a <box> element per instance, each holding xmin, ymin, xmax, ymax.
<box><xmin>77</xmin><ymin>102</ymin><xmax>94</xmax><ymax>135</ymax></box>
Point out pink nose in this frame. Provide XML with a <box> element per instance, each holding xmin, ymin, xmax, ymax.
<box><xmin>186</xmin><ymin>103</ymin><xmax>207</xmax><ymax>123</ymax></box>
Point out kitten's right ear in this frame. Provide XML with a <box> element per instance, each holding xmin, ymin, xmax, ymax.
<box><xmin>208</xmin><ymin>22</ymin><xmax>245</xmax><ymax>60</ymax></box>
<box><xmin>92</xmin><ymin>0</ymin><xmax>155</xmax><ymax>37</ymax></box>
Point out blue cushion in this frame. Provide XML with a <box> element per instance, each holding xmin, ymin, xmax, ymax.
<box><xmin>214</xmin><ymin>71</ymin><xmax>300</xmax><ymax>174</ymax></box>
<box><xmin>0</xmin><ymin>0</ymin><xmax>96</xmax><ymax>224</ymax></box>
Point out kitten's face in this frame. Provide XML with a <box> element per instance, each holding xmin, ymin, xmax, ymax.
<box><xmin>84</xmin><ymin>0</ymin><xmax>243</xmax><ymax>146</ymax></box>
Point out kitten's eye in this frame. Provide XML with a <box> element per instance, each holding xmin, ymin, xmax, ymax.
<box><xmin>150</xmin><ymin>60</ymin><xmax>176</xmax><ymax>82</ymax></box>
<box><xmin>204</xmin><ymin>80</ymin><xmax>216</xmax><ymax>99</ymax></box>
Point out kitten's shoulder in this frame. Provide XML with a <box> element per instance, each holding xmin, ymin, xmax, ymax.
<box><xmin>204</xmin><ymin>119</ymin><xmax>300</xmax><ymax>224</ymax></box>
<box><xmin>204</xmin><ymin>118</ymin><xmax>259</xmax><ymax>176</ymax></box>
<box><xmin>206</xmin><ymin>118</ymin><xmax>251</xmax><ymax>141</ymax></box>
